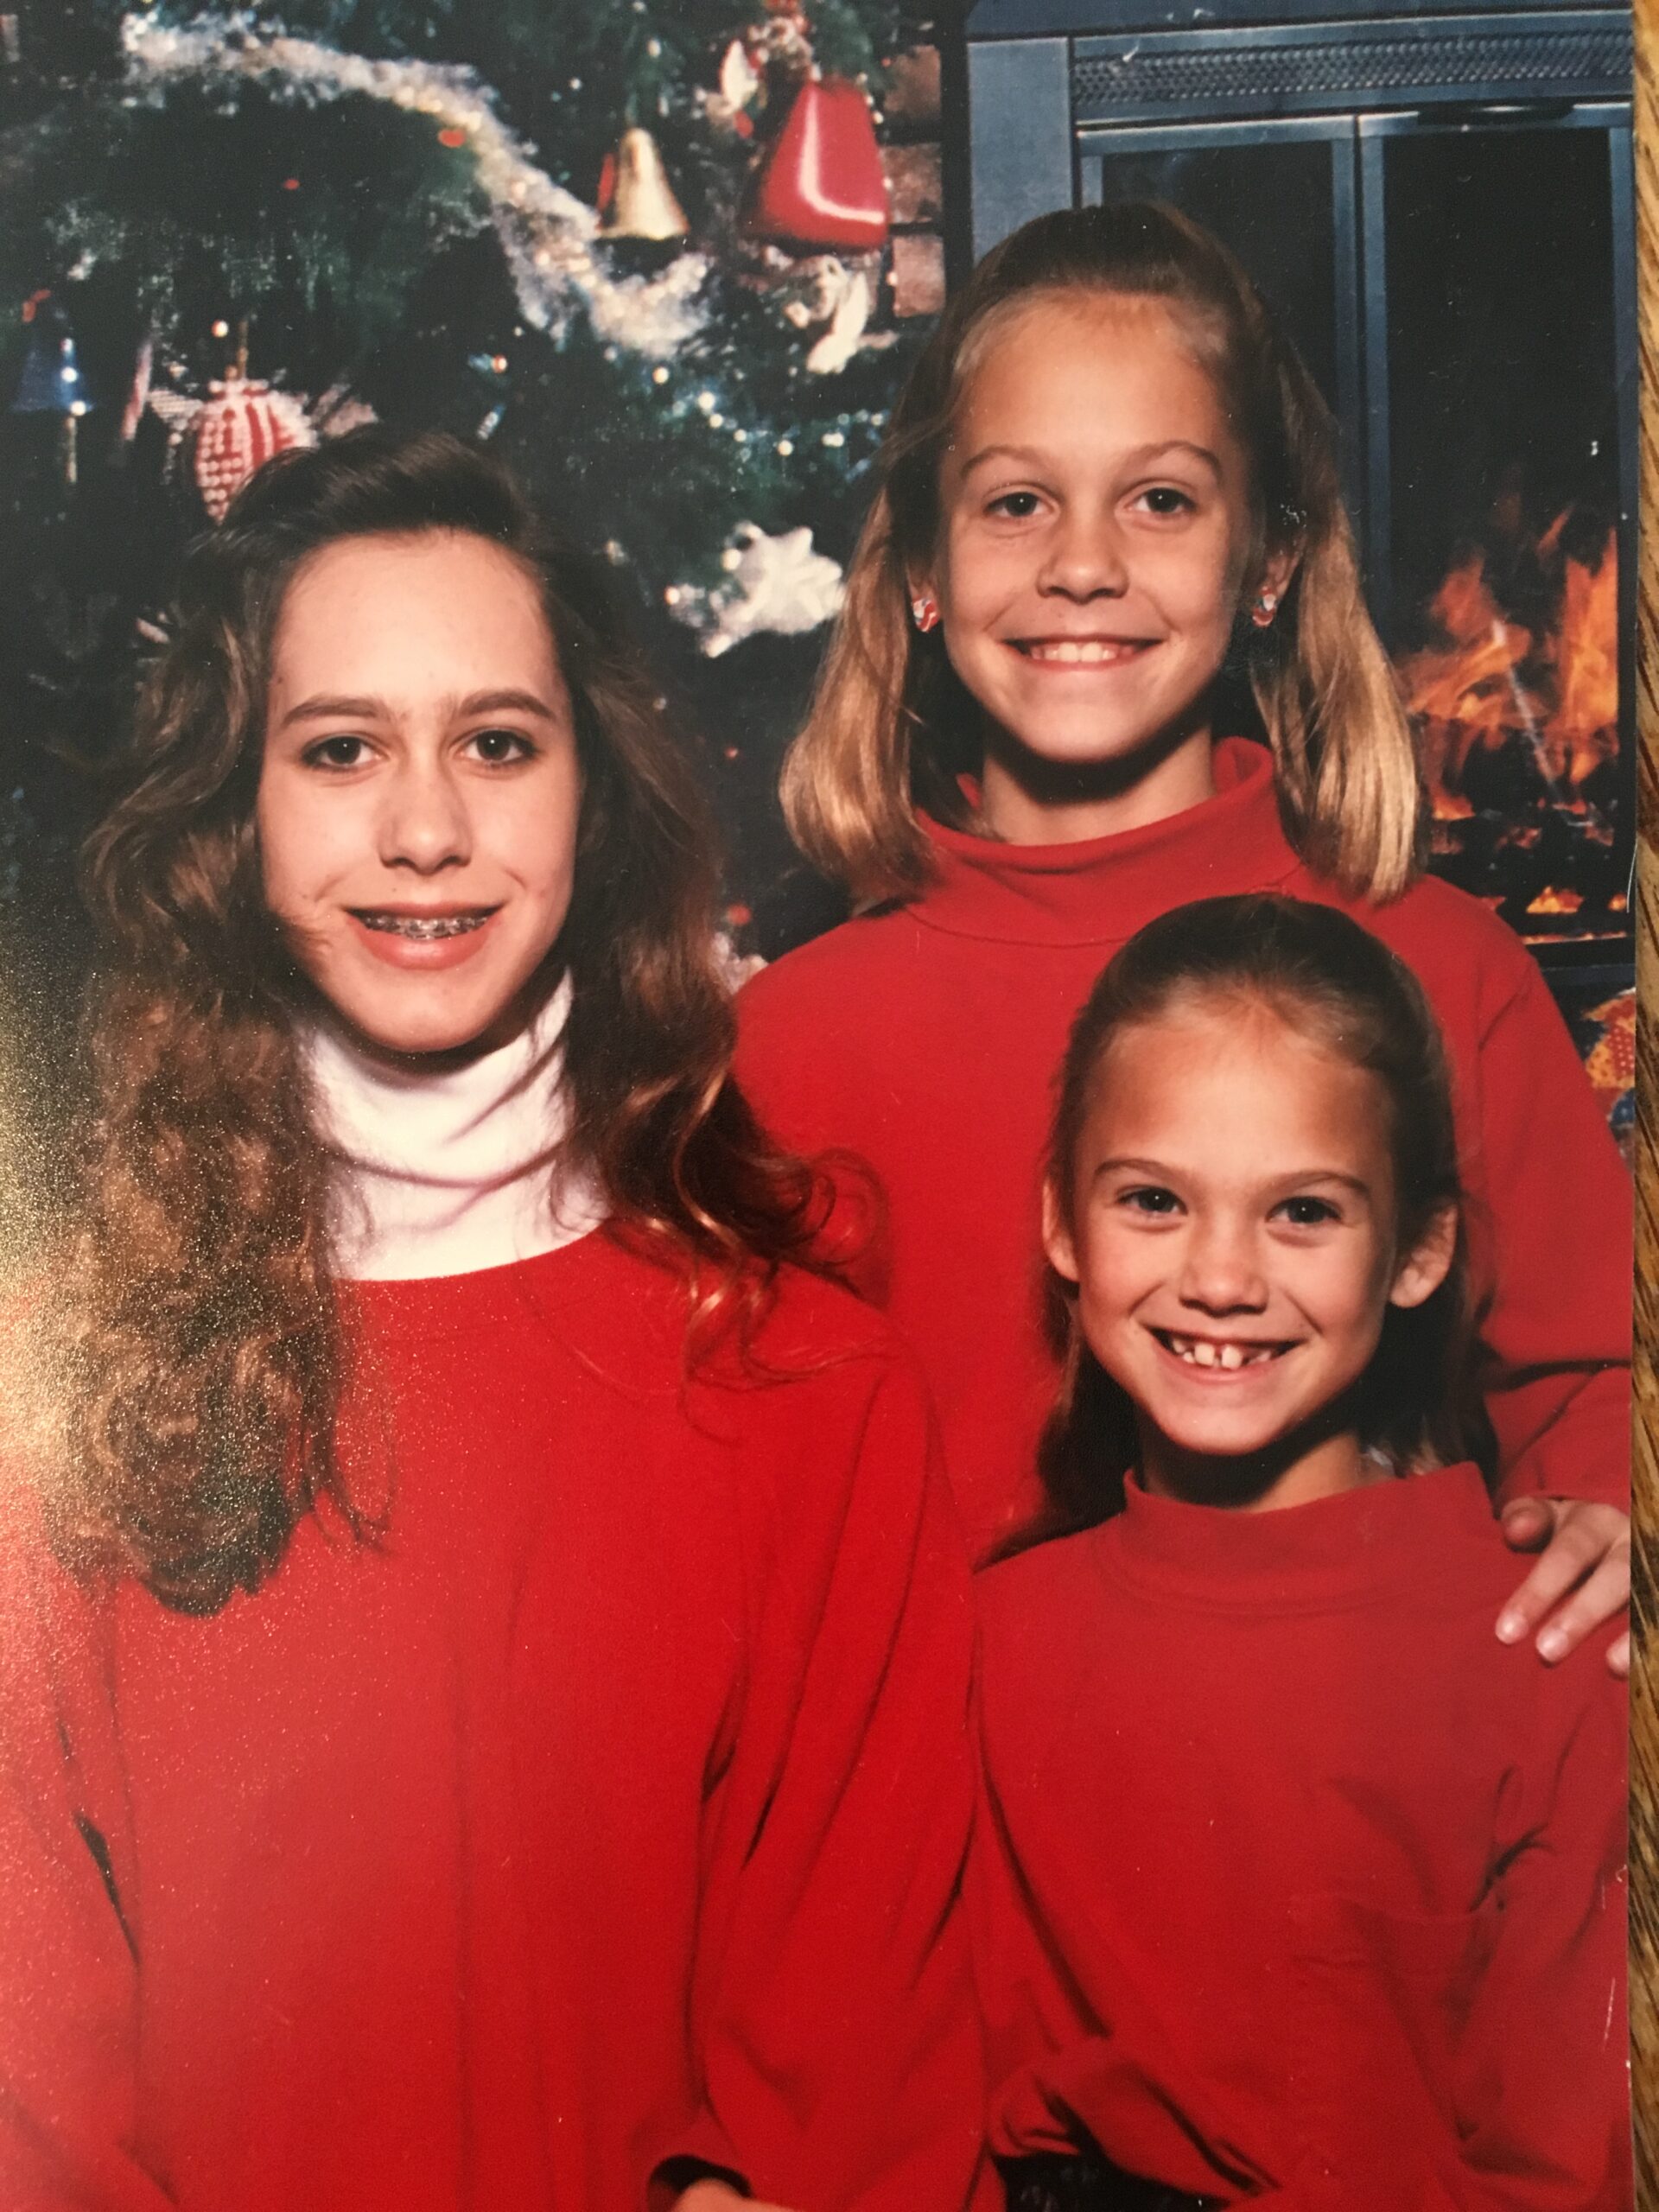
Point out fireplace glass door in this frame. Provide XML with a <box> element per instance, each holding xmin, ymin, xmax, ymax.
<box><xmin>1366</xmin><ymin>106</ymin><xmax>1632</xmax><ymax>951</ymax></box>
<box><xmin>1079</xmin><ymin>100</ymin><xmax>1635</xmax><ymax>961</ymax></box>
<box><xmin>1080</xmin><ymin>124</ymin><xmax>1361</xmax><ymax>516</ymax></box>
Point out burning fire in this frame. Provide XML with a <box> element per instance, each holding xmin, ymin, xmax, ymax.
<box><xmin>1525</xmin><ymin>886</ymin><xmax>1583</xmax><ymax>916</ymax></box>
<box><xmin>1396</xmin><ymin>517</ymin><xmax>1618</xmax><ymax>821</ymax></box>
<box><xmin>1548</xmin><ymin>546</ymin><xmax>1618</xmax><ymax>779</ymax></box>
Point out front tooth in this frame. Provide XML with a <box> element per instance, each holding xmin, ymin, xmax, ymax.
<box><xmin>1055</xmin><ymin>640</ymin><xmax>1081</xmax><ymax>663</ymax></box>
<box><xmin>1218</xmin><ymin>1343</ymin><xmax>1243</xmax><ymax>1370</ymax></box>
<box><xmin>1192</xmin><ymin>1340</ymin><xmax>1217</xmax><ymax>1368</ymax></box>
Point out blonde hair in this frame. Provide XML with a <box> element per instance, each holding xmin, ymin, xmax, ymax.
<box><xmin>784</xmin><ymin>202</ymin><xmax>1424</xmax><ymax>906</ymax></box>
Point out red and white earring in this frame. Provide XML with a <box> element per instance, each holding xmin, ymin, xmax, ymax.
<box><xmin>911</xmin><ymin>592</ymin><xmax>940</xmax><ymax>633</ymax></box>
<box><xmin>1250</xmin><ymin>588</ymin><xmax>1280</xmax><ymax>629</ymax></box>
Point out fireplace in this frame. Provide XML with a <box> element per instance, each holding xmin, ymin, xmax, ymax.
<box><xmin>959</xmin><ymin>1</ymin><xmax>1636</xmax><ymax>979</ymax></box>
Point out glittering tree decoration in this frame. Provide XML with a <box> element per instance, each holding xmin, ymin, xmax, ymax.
<box><xmin>10</xmin><ymin>293</ymin><xmax>95</xmax><ymax>483</ymax></box>
<box><xmin>191</xmin><ymin>375</ymin><xmax>317</xmax><ymax>521</ymax></box>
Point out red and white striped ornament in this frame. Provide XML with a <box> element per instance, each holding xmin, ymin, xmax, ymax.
<box><xmin>192</xmin><ymin>377</ymin><xmax>315</xmax><ymax>521</ymax></box>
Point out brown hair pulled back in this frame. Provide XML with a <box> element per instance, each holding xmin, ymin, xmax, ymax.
<box><xmin>44</xmin><ymin>429</ymin><xmax>826</xmax><ymax>1613</ymax></box>
<box><xmin>784</xmin><ymin>201</ymin><xmax>1423</xmax><ymax>907</ymax></box>
<box><xmin>1036</xmin><ymin>893</ymin><xmax>1487</xmax><ymax>1537</ymax></box>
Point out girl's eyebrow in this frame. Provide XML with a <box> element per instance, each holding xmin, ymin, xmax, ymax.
<box><xmin>1091</xmin><ymin>1156</ymin><xmax>1373</xmax><ymax>1198</ymax></box>
<box><xmin>277</xmin><ymin>687</ymin><xmax>560</xmax><ymax>729</ymax></box>
<box><xmin>1090</xmin><ymin>1154</ymin><xmax>1176</xmax><ymax>1182</ymax></box>
<box><xmin>1270</xmin><ymin>1168</ymin><xmax>1373</xmax><ymax>1198</ymax></box>
<box><xmin>958</xmin><ymin>442</ymin><xmax>1053</xmax><ymax>479</ymax></box>
<box><xmin>959</xmin><ymin>438</ymin><xmax>1224</xmax><ymax>481</ymax></box>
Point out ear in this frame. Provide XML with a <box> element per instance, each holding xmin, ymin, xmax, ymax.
<box><xmin>1041</xmin><ymin>1178</ymin><xmax>1080</xmax><ymax>1286</ymax></box>
<box><xmin>1387</xmin><ymin>1202</ymin><xmax>1458</xmax><ymax>1312</ymax></box>
<box><xmin>901</xmin><ymin>563</ymin><xmax>943</xmax><ymax>639</ymax></box>
<box><xmin>1258</xmin><ymin>538</ymin><xmax>1301</xmax><ymax>605</ymax></box>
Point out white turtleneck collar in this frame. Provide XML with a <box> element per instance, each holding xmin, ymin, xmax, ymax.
<box><xmin>302</xmin><ymin>975</ymin><xmax>606</xmax><ymax>1282</ymax></box>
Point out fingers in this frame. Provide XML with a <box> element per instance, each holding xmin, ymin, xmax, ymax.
<box><xmin>1497</xmin><ymin>1495</ymin><xmax>1556</xmax><ymax>1554</ymax></box>
<box><xmin>1495</xmin><ymin>1502</ymin><xmax>1630</xmax><ymax>1663</ymax></box>
<box><xmin>1532</xmin><ymin>1545</ymin><xmax>1632</xmax><ymax>1662</ymax></box>
<box><xmin>1607</xmin><ymin>1630</ymin><xmax>1630</xmax><ymax>1680</ymax></box>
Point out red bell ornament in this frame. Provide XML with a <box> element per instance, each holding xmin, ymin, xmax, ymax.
<box><xmin>747</xmin><ymin>77</ymin><xmax>890</xmax><ymax>252</ymax></box>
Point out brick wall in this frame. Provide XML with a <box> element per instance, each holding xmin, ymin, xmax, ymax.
<box><xmin>880</xmin><ymin>41</ymin><xmax>945</xmax><ymax>320</ymax></box>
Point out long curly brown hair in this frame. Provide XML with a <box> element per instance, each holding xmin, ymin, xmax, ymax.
<box><xmin>40</xmin><ymin>429</ymin><xmax>829</xmax><ymax>1614</ymax></box>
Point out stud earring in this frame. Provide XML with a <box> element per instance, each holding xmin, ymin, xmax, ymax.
<box><xmin>911</xmin><ymin>593</ymin><xmax>940</xmax><ymax>633</ymax></box>
<box><xmin>1251</xmin><ymin>590</ymin><xmax>1279</xmax><ymax>629</ymax></box>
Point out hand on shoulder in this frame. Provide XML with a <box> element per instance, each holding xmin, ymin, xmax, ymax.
<box><xmin>1497</xmin><ymin>1496</ymin><xmax>1630</xmax><ymax>1675</ymax></box>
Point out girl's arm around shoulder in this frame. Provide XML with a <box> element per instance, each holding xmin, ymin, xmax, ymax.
<box><xmin>652</xmin><ymin>1275</ymin><xmax>995</xmax><ymax>2212</ymax></box>
<box><xmin>1456</xmin><ymin>933</ymin><xmax>1632</xmax><ymax>1668</ymax></box>
<box><xmin>1373</xmin><ymin>879</ymin><xmax>1632</xmax><ymax>1668</ymax></box>
<box><xmin>1372</xmin><ymin>882</ymin><xmax>1630</xmax><ymax>1516</ymax></box>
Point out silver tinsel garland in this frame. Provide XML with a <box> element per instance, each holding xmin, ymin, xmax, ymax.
<box><xmin>121</xmin><ymin>12</ymin><xmax>712</xmax><ymax>360</ymax></box>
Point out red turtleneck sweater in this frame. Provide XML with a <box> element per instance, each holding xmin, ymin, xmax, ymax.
<box><xmin>0</xmin><ymin>1235</ymin><xmax>990</xmax><ymax>2212</ymax></box>
<box><xmin>734</xmin><ymin>741</ymin><xmax>1631</xmax><ymax>1555</ymax></box>
<box><xmin>972</xmin><ymin>1468</ymin><xmax>1630</xmax><ymax>2209</ymax></box>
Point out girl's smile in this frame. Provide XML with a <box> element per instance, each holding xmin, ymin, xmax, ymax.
<box><xmin>257</xmin><ymin>531</ymin><xmax>582</xmax><ymax>1058</ymax></box>
<box><xmin>347</xmin><ymin>904</ymin><xmax>503</xmax><ymax>967</ymax></box>
<box><xmin>1149</xmin><ymin>1328</ymin><xmax>1296</xmax><ymax>1372</ymax></box>
<box><xmin>920</xmin><ymin>291</ymin><xmax>1296</xmax><ymax>844</ymax></box>
<box><xmin>1046</xmin><ymin>996</ymin><xmax>1452</xmax><ymax>1509</ymax></box>
<box><xmin>1011</xmin><ymin>633</ymin><xmax>1160</xmax><ymax>669</ymax></box>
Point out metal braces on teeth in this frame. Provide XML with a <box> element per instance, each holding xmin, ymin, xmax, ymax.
<box><xmin>358</xmin><ymin>912</ymin><xmax>491</xmax><ymax>941</ymax></box>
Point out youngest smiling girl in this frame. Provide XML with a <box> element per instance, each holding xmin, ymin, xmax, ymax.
<box><xmin>974</xmin><ymin>894</ymin><xmax>1629</xmax><ymax>2212</ymax></box>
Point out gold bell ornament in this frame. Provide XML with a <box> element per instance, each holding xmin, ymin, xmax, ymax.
<box><xmin>597</xmin><ymin>126</ymin><xmax>690</xmax><ymax>242</ymax></box>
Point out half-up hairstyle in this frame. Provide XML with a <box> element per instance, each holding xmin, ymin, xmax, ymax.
<box><xmin>41</xmin><ymin>429</ymin><xmax>828</xmax><ymax>1614</ymax></box>
<box><xmin>1037</xmin><ymin>893</ymin><xmax>1487</xmax><ymax>1536</ymax></box>
<box><xmin>784</xmin><ymin>201</ymin><xmax>1424</xmax><ymax>907</ymax></box>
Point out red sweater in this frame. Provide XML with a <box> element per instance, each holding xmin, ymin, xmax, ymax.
<box><xmin>0</xmin><ymin>1233</ymin><xmax>991</xmax><ymax>2212</ymax></box>
<box><xmin>972</xmin><ymin>1467</ymin><xmax>1630</xmax><ymax>2209</ymax></box>
<box><xmin>735</xmin><ymin>741</ymin><xmax>1631</xmax><ymax>1555</ymax></box>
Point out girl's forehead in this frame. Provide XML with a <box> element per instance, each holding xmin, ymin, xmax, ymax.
<box><xmin>957</xmin><ymin>287</ymin><xmax>1213</xmax><ymax>398</ymax></box>
<box><xmin>1090</xmin><ymin>998</ymin><xmax>1375</xmax><ymax>1116</ymax></box>
<box><xmin>945</xmin><ymin>290</ymin><xmax>1236</xmax><ymax>467</ymax></box>
<box><xmin>267</xmin><ymin>531</ymin><xmax>565</xmax><ymax>709</ymax></box>
<box><xmin>1078</xmin><ymin>1012</ymin><xmax>1393</xmax><ymax>1190</ymax></box>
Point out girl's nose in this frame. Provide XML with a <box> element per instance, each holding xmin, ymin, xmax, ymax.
<box><xmin>378</xmin><ymin>761</ymin><xmax>471</xmax><ymax>872</ymax></box>
<box><xmin>1177</xmin><ymin>1220</ymin><xmax>1268</xmax><ymax>1315</ymax></box>
<box><xmin>1038</xmin><ymin>508</ymin><xmax>1130</xmax><ymax>601</ymax></box>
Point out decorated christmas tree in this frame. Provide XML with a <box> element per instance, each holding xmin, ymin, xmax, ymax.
<box><xmin>0</xmin><ymin>0</ymin><xmax>947</xmax><ymax>963</ymax></box>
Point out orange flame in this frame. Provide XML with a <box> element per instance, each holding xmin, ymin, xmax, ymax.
<box><xmin>1396</xmin><ymin>551</ymin><xmax>1533</xmax><ymax>817</ymax></box>
<box><xmin>1524</xmin><ymin>886</ymin><xmax>1583</xmax><ymax>916</ymax></box>
<box><xmin>1546</xmin><ymin>538</ymin><xmax>1618</xmax><ymax>785</ymax></box>
<box><xmin>1398</xmin><ymin>518</ymin><xmax>1618</xmax><ymax>820</ymax></box>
